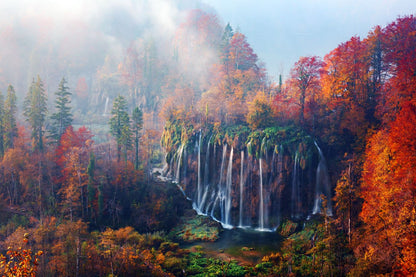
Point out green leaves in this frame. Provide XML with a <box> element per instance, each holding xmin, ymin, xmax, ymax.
<box><xmin>109</xmin><ymin>95</ymin><xmax>131</xmax><ymax>162</ymax></box>
<box><xmin>24</xmin><ymin>76</ymin><xmax>47</xmax><ymax>151</ymax></box>
<box><xmin>49</xmin><ymin>78</ymin><xmax>73</xmax><ymax>144</ymax></box>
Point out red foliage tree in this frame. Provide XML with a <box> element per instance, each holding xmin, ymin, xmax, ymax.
<box><xmin>360</xmin><ymin>100</ymin><xmax>416</xmax><ymax>275</ymax></box>
<box><xmin>287</xmin><ymin>56</ymin><xmax>324</xmax><ymax>127</ymax></box>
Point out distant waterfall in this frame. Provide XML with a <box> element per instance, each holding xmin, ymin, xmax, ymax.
<box><xmin>103</xmin><ymin>96</ymin><xmax>109</xmax><ymax>115</ymax></box>
<box><xmin>239</xmin><ymin>150</ymin><xmax>244</xmax><ymax>227</ymax></box>
<box><xmin>313</xmin><ymin>142</ymin><xmax>333</xmax><ymax>216</ymax></box>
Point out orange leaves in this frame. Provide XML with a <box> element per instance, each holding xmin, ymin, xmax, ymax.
<box><xmin>56</xmin><ymin>126</ymin><xmax>93</xmax><ymax>220</ymax></box>
<box><xmin>228</xmin><ymin>32</ymin><xmax>258</xmax><ymax>72</ymax></box>
<box><xmin>246</xmin><ymin>91</ymin><xmax>274</xmax><ymax>130</ymax></box>
<box><xmin>0</xmin><ymin>234</ymin><xmax>43</xmax><ymax>277</ymax></box>
<box><xmin>360</xmin><ymin>100</ymin><xmax>416</xmax><ymax>274</ymax></box>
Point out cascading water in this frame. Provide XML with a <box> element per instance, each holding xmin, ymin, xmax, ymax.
<box><xmin>175</xmin><ymin>144</ymin><xmax>185</xmax><ymax>183</ymax></box>
<box><xmin>291</xmin><ymin>152</ymin><xmax>300</xmax><ymax>219</ymax></box>
<box><xmin>239</xmin><ymin>150</ymin><xmax>244</xmax><ymax>227</ymax></box>
<box><xmin>275</xmin><ymin>145</ymin><xmax>283</xmax><ymax>226</ymax></box>
<box><xmin>211</xmin><ymin>144</ymin><xmax>227</xmax><ymax>222</ymax></box>
<box><xmin>166</xmin><ymin>130</ymin><xmax>333</xmax><ymax>231</ymax></box>
<box><xmin>103</xmin><ymin>96</ymin><xmax>109</xmax><ymax>116</ymax></box>
<box><xmin>258</xmin><ymin>158</ymin><xmax>265</xmax><ymax>230</ymax></box>
<box><xmin>224</xmin><ymin>147</ymin><xmax>233</xmax><ymax>228</ymax></box>
<box><xmin>313</xmin><ymin>142</ymin><xmax>333</xmax><ymax>216</ymax></box>
<box><xmin>200</xmin><ymin>135</ymin><xmax>212</xmax><ymax>213</ymax></box>
<box><xmin>197</xmin><ymin>131</ymin><xmax>202</xmax><ymax>206</ymax></box>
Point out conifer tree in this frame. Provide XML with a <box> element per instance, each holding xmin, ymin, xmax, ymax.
<box><xmin>24</xmin><ymin>76</ymin><xmax>48</xmax><ymax>151</ymax></box>
<box><xmin>131</xmin><ymin>107</ymin><xmax>143</xmax><ymax>170</ymax></box>
<box><xmin>4</xmin><ymin>85</ymin><xmax>18</xmax><ymax>150</ymax></box>
<box><xmin>109</xmin><ymin>95</ymin><xmax>131</xmax><ymax>162</ymax></box>
<box><xmin>50</xmin><ymin>78</ymin><xmax>72</xmax><ymax>143</ymax></box>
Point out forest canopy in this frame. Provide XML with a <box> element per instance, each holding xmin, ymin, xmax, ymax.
<box><xmin>0</xmin><ymin>5</ymin><xmax>414</xmax><ymax>276</ymax></box>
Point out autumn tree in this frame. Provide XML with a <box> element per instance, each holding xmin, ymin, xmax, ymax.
<box><xmin>0</xmin><ymin>234</ymin><xmax>43</xmax><ymax>277</ymax></box>
<box><xmin>333</xmin><ymin>157</ymin><xmax>360</xmax><ymax>245</ymax></box>
<box><xmin>246</xmin><ymin>91</ymin><xmax>274</xmax><ymax>130</ymax></box>
<box><xmin>49</xmin><ymin>77</ymin><xmax>73</xmax><ymax>144</ymax></box>
<box><xmin>376</xmin><ymin>15</ymin><xmax>416</xmax><ymax>124</ymax></box>
<box><xmin>87</xmin><ymin>152</ymin><xmax>96</xmax><ymax>221</ymax></box>
<box><xmin>57</xmin><ymin>126</ymin><xmax>93</xmax><ymax>220</ymax></box>
<box><xmin>288</xmin><ymin>56</ymin><xmax>324</xmax><ymax>126</ymax></box>
<box><xmin>357</xmin><ymin>100</ymin><xmax>416</xmax><ymax>275</ymax></box>
<box><xmin>109</xmin><ymin>95</ymin><xmax>131</xmax><ymax>162</ymax></box>
<box><xmin>24</xmin><ymin>76</ymin><xmax>48</xmax><ymax>152</ymax></box>
<box><xmin>202</xmin><ymin>31</ymin><xmax>267</xmax><ymax>125</ymax></box>
<box><xmin>320</xmin><ymin>37</ymin><xmax>373</xmax><ymax>149</ymax></box>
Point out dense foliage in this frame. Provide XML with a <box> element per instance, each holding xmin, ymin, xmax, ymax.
<box><xmin>0</xmin><ymin>10</ymin><xmax>415</xmax><ymax>276</ymax></box>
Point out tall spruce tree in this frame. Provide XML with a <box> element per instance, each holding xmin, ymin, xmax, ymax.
<box><xmin>49</xmin><ymin>78</ymin><xmax>72</xmax><ymax>143</ymax></box>
<box><xmin>132</xmin><ymin>107</ymin><xmax>143</xmax><ymax>170</ymax></box>
<box><xmin>109</xmin><ymin>95</ymin><xmax>132</xmax><ymax>162</ymax></box>
<box><xmin>4</xmin><ymin>85</ymin><xmax>18</xmax><ymax>150</ymax></box>
<box><xmin>24</xmin><ymin>76</ymin><xmax>48</xmax><ymax>151</ymax></box>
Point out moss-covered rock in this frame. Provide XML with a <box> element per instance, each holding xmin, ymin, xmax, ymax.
<box><xmin>278</xmin><ymin>220</ymin><xmax>299</xmax><ymax>237</ymax></box>
<box><xmin>170</xmin><ymin>214</ymin><xmax>221</xmax><ymax>242</ymax></box>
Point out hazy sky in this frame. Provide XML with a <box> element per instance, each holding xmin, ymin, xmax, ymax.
<box><xmin>1</xmin><ymin>0</ymin><xmax>415</xmax><ymax>91</ymax></box>
<box><xmin>202</xmin><ymin>0</ymin><xmax>416</xmax><ymax>80</ymax></box>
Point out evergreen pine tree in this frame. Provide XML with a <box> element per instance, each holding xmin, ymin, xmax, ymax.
<box><xmin>131</xmin><ymin>107</ymin><xmax>143</xmax><ymax>170</ymax></box>
<box><xmin>109</xmin><ymin>95</ymin><xmax>132</xmax><ymax>162</ymax></box>
<box><xmin>4</xmin><ymin>85</ymin><xmax>18</xmax><ymax>150</ymax></box>
<box><xmin>24</xmin><ymin>76</ymin><xmax>48</xmax><ymax>151</ymax></box>
<box><xmin>49</xmin><ymin>78</ymin><xmax>72</xmax><ymax>143</ymax></box>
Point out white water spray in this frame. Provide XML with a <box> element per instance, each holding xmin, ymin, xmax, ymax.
<box><xmin>313</xmin><ymin>142</ymin><xmax>333</xmax><ymax>216</ymax></box>
<box><xmin>259</xmin><ymin>158</ymin><xmax>264</xmax><ymax>229</ymax></box>
<box><xmin>224</xmin><ymin>147</ymin><xmax>233</xmax><ymax>227</ymax></box>
<box><xmin>239</xmin><ymin>150</ymin><xmax>244</xmax><ymax>227</ymax></box>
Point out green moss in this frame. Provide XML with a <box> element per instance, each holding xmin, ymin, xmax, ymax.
<box><xmin>170</xmin><ymin>215</ymin><xmax>221</xmax><ymax>242</ymax></box>
<box><xmin>278</xmin><ymin>220</ymin><xmax>299</xmax><ymax>237</ymax></box>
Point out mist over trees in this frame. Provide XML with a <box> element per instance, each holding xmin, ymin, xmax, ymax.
<box><xmin>0</xmin><ymin>1</ymin><xmax>414</xmax><ymax>276</ymax></box>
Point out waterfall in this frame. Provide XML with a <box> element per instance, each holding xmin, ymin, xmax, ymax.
<box><xmin>197</xmin><ymin>131</ymin><xmax>202</xmax><ymax>206</ymax></box>
<box><xmin>210</xmin><ymin>144</ymin><xmax>227</xmax><ymax>222</ymax></box>
<box><xmin>291</xmin><ymin>152</ymin><xmax>300</xmax><ymax>219</ymax></box>
<box><xmin>276</xmin><ymin>145</ymin><xmax>283</xmax><ymax>226</ymax></box>
<box><xmin>265</xmin><ymin>148</ymin><xmax>277</xmax><ymax>228</ymax></box>
<box><xmin>175</xmin><ymin>144</ymin><xmax>185</xmax><ymax>183</ymax></box>
<box><xmin>200</xmin><ymin>135</ymin><xmax>212</xmax><ymax>213</ymax></box>
<box><xmin>239</xmin><ymin>150</ymin><xmax>244</xmax><ymax>227</ymax></box>
<box><xmin>259</xmin><ymin>158</ymin><xmax>265</xmax><ymax>230</ymax></box>
<box><xmin>166</xmin><ymin>131</ymin><xmax>330</xmax><ymax>232</ymax></box>
<box><xmin>103</xmin><ymin>96</ymin><xmax>109</xmax><ymax>115</ymax></box>
<box><xmin>313</xmin><ymin>142</ymin><xmax>333</xmax><ymax>216</ymax></box>
<box><xmin>224</xmin><ymin>147</ymin><xmax>233</xmax><ymax>227</ymax></box>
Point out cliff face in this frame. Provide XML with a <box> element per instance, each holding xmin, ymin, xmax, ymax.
<box><xmin>163</xmin><ymin>125</ymin><xmax>332</xmax><ymax>230</ymax></box>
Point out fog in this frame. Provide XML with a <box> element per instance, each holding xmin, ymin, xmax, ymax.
<box><xmin>0</xmin><ymin>0</ymin><xmax>216</xmax><ymax>104</ymax></box>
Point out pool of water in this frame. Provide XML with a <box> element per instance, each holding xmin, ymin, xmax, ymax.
<box><xmin>183</xmin><ymin>227</ymin><xmax>283</xmax><ymax>264</ymax></box>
